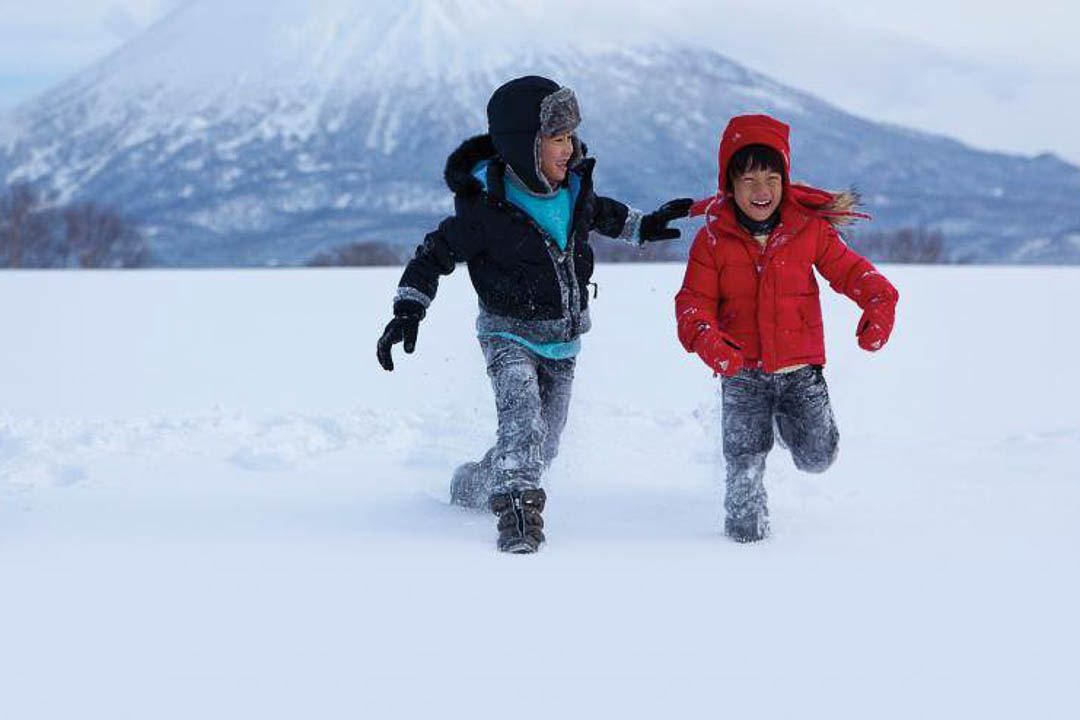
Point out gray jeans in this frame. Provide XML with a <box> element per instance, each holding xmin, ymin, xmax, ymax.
<box><xmin>476</xmin><ymin>337</ymin><xmax>576</xmax><ymax>495</ymax></box>
<box><xmin>720</xmin><ymin>365</ymin><xmax>839</xmax><ymax>523</ymax></box>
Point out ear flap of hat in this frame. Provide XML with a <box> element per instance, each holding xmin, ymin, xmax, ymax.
<box><xmin>568</xmin><ymin>134</ymin><xmax>585</xmax><ymax>169</ymax></box>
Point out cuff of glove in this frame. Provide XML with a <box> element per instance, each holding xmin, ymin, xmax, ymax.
<box><xmin>618</xmin><ymin>208</ymin><xmax>645</xmax><ymax>246</ymax></box>
<box><xmin>692</xmin><ymin>329</ymin><xmax>744</xmax><ymax>372</ymax></box>
<box><xmin>692</xmin><ymin>327</ymin><xmax>742</xmax><ymax>353</ymax></box>
<box><xmin>394</xmin><ymin>286</ymin><xmax>432</xmax><ymax>310</ymax></box>
<box><xmin>684</xmin><ymin>321</ymin><xmax>712</xmax><ymax>352</ymax></box>
<box><xmin>393</xmin><ymin>298</ymin><xmax>427</xmax><ymax>320</ymax></box>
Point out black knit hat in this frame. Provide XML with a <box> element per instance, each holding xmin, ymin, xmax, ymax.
<box><xmin>486</xmin><ymin>75</ymin><xmax>582</xmax><ymax>193</ymax></box>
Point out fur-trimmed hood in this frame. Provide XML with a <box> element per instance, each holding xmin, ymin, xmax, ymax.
<box><xmin>443</xmin><ymin>133</ymin><xmax>589</xmax><ymax>198</ymax></box>
<box><xmin>444</xmin><ymin>134</ymin><xmax>499</xmax><ymax>197</ymax></box>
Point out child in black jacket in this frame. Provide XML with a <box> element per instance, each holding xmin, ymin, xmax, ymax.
<box><xmin>377</xmin><ymin>75</ymin><xmax>690</xmax><ymax>553</ymax></box>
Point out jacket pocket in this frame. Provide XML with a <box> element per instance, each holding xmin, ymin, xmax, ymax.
<box><xmin>798</xmin><ymin>294</ymin><xmax>823</xmax><ymax>328</ymax></box>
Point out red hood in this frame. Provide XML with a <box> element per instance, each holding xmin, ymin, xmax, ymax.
<box><xmin>691</xmin><ymin>114</ymin><xmax>868</xmax><ymax>226</ymax></box>
<box><xmin>717</xmin><ymin>114</ymin><xmax>791</xmax><ymax>190</ymax></box>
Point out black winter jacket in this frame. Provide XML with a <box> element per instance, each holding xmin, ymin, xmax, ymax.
<box><xmin>396</xmin><ymin>135</ymin><xmax>641</xmax><ymax>345</ymax></box>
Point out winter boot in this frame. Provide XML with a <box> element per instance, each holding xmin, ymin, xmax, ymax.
<box><xmin>724</xmin><ymin>510</ymin><xmax>770</xmax><ymax>544</ymax></box>
<box><xmin>489</xmin><ymin>488</ymin><xmax>546</xmax><ymax>554</ymax></box>
<box><xmin>450</xmin><ymin>462</ymin><xmax>488</xmax><ymax>510</ymax></box>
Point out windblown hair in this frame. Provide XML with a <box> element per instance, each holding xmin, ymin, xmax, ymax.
<box><xmin>822</xmin><ymin>190</ymin><xmax>861</xmax><ymax>220</ymax></box>
<box><xmin>726</xmin><ymin>144</ymin><xmax>787</xmax><ymax>191</ymax></box>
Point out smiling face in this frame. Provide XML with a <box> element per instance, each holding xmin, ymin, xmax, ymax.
<box><xmin>731</xmin><ymin>167</ymin><xmax>784</xmax><ymax>222</ymax></box>
<box><xmin>539</xmin><ymin>132</ymin><xmax>574</xmax><ymax>186</ymax></box>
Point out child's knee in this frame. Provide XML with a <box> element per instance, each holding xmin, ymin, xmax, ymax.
<box><xmin>793</xmin><ymin>441</ymin><xmax>838</xmax><ymax>474</ymax></box>
<box><xmin>723</xmin><ymin>419</ymin><xmax>774</xmax><ymax>460</ymax></box>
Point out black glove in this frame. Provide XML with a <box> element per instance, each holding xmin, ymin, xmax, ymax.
<box><xmin>639</xmin><ymin>198</ymin><xmax>694</xmax><ymax>242</ymax></box>
<box><xmin>376</xmin><ymin>298</ymin><xmax>426</xmax><ymax>372</ymax></box>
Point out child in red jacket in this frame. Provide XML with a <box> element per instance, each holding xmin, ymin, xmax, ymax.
<box><xmin>675</xmin><ymin>114</ymin><xmax>899</xmax><ymax>542</ymax></box>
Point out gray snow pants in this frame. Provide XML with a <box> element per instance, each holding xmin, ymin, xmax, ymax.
<box><xmin>476</xmin><ymin>337</ymin><xmax>576</xmax><ymax>496</ymax></box>
<box><xmin>720</xmin><ymin>365</ymin><xmax>839</xmax><ymax>524</ymax></box>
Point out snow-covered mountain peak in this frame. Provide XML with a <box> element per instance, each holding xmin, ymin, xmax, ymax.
<box><xmin>16</xmin><ymin>0</ymin><xmax>626</xmax><ymax>153</ymax></box>
<box><xmin>42</xmin><ymin>0</ymin><xmax>600</xmax><ymax>106</ymax></box>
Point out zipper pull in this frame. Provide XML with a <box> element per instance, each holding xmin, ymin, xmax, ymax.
<box><xmin>588</xmin><ymin>282</ymin><xmax>599</xmax><ymax>299</ymax></box>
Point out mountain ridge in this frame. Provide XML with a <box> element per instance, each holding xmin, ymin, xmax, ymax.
<box><xmin>2</xmin><ymin>0</ymin><xmax>1079</xmax><ymax>265</ymax></box>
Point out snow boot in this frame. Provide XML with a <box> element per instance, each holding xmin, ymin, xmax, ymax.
<box><xmin>724</xmin><ymin>510</ymin><xmax>770</xmax><ymax>544</ymax></box>
<box><xmin>489</xmin><ymin>488</ymin><xmax>546</xmax><ymax>554</ymax></box>
<box><xmin>450</xmin><ymin>461</ymin><xmax>488</xmax><ymax>510</ymax></box>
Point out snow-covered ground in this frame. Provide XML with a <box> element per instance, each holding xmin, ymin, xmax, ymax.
<box><xmin>2</xmin><ymin>264</ymin><xmax>1078</xmax><ymax>718</ymax></box>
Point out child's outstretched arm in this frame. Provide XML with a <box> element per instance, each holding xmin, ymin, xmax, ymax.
<box><xmin>591</xmin><ymin>196</ymin><xmax>693</xmax><ymax>245</ymax></box>
<box><xmin>376</xmin><ymin>210</ymin><xmax>486</xmax><ymax>372</ymax></box>
<box><xmin>813</xmin><ymin>223</ymin><xmax>900</xmax><ymax>352</ymax></box>
<box><xmin>674</xmin><ymin>229</ymin><xmax>744</xmax><ymax>377</ymax></box>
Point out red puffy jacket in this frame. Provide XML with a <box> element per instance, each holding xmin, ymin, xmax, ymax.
<box><xmin>676</xmin><ymin>199</ymin><xmax>898</xmax><ymax>373</ymax></box>
<box><xmin>675</xmin><ymin>115</ymin><xmax>898</xmax><ymax>374</ymax></box>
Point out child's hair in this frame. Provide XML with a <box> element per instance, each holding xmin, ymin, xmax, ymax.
<box><xmin>726</xmin><ymin>144</ymin><xmax>786</xmax><ymax>192</ymax></box>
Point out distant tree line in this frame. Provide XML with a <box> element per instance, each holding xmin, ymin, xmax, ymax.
<box><xmin>306</xmin><ymin>233</ymin><xmax>697</xmax><ymax>267</ymax></box>
<box><xmin>306</xmin><ymin>236</ymin><xmax>694</xmax><ymax>267</ymax></box>
<box><xmin>307</xmin><ymin>241</ymin><xmax>408</xmax><ymax>267</ymax></box>
<box><xmin>848</xmin><ymin>226</ymin><xmax>948</xmax><ymax>264</ymax></box>
<box><xmin>591</xmin><ymin>234</ymin><xmax>690</xmax><ymax>263</ymax></box>
<box><xmin>0</xmin><ymin>183</ymin><xmax>149</xmax><ymax>268</ymax></box>
<box><xmin>307</xmin><ymin>226</ymin><xmax>952</xmax><ymax>267</ymax></box>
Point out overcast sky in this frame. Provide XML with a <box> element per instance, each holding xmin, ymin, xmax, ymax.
<box><xmin>2</xmin><ymin>0</ymin><xmax>1078</xmax><ymax>164</ymax></box>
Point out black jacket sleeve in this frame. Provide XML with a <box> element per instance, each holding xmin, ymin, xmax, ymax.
<box><xmin>589</xmin><ymin>194</ymin><xmax>645</xmax><ymax>244</ymax></box>
<box><xmin>397</xmin><ymin>201</ymin><xmax>486</xmax><ymax>303</ymax></box>
<box><xmin>589</xmin><ymin>195</ymin><xmax>631</xmax><ymax>238</ymax></box>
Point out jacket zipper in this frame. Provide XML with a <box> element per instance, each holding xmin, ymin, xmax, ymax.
<box><xmin>736</xmin><ymin>223</ymin><xmax>782</xmax><ymax>371</ymax></box>
<box><xmin>487</xmin><ymin>194</ymin><xmax>581</xmax><ymax>338</ymax></box>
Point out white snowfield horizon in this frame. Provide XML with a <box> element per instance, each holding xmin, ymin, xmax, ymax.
<box><xmin>1</xmin><ymin>264</ymin><xmax>1078</xmax><ymax>718</ymax></box>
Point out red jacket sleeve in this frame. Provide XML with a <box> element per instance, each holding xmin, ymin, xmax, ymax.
<box><xmin>675</xmin><ymin>228</ymin><xmax>722</xmax><ymax>352</ymax></box>
<box><xmin>814</xmin><ymin>222</ymin><xmax>899</xmax><ymax>311</ymax></box>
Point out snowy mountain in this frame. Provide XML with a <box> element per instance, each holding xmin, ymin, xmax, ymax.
<box><xmin>2</xmin><ymin>0</ymin><xmax>1080</xmax><ymax>266</ymax></box>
